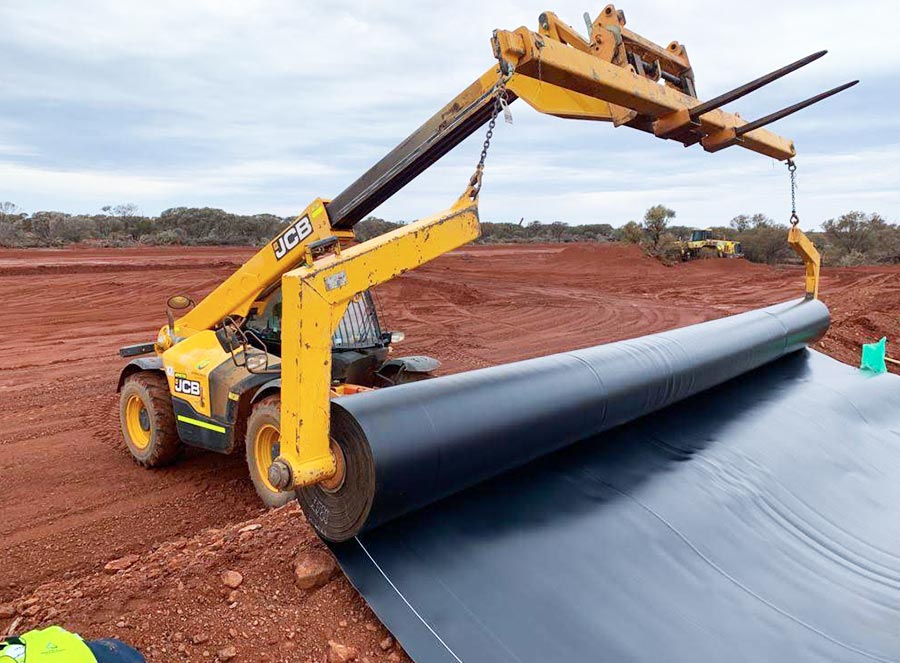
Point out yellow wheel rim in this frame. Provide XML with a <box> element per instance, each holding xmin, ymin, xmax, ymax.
<box><xmin>125</xmin><ymin>394</ymin><xmax>152</xmax><ymax>450</ymax></box>
<box><xmin>254</xmin><ymin>423</ymin><xmax>281</xmax><ymax>493</ymax></box>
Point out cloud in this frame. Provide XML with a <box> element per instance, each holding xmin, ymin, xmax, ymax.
<box><xmin>0</xmin><ymin>158</ymin><xmax>342</xmax><ymax>213</ymax></box>
<box><xmin>0</xmin><ymin>0</ymin><xmax>897</xmax><ymax>225</ymax></box>
<box><xmin>0</xmin><ymin>143</ymin><xmax>36</xmax><ymax>157</ymax></box>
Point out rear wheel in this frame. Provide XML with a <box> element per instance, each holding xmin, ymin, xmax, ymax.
<box><xmin>119</xmin><ymin>372</ymin><xmax>181</xmax><ymax>467</ymax></box>
<box><xmin>245</xmin><ymin>395</ymin><xmax>294</xmax><ymax>508</ymax></box>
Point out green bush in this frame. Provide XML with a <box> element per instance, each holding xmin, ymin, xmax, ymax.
<box><xmin>739</xmin><ymin>223</ymin><xmax>793</xmax><ymax>264</ymax></box>
<box><xmin>821</xmin><ymin>212</ymin><xmax>898</xmax><ymax>264</ymax></box>
<box><xmin>640</xmin><ymin>204</ymin><xmax>677</xmax><ymax>262</ymax></box>
<box><xmin>354</xmin><ymin>217</ymin><xmax>404</xmax><ymax>242</ymax></box>
<box><xmin>617</xmin><ymin>221</ymin><xmax>643</xmax><ymax>244</ymax></box>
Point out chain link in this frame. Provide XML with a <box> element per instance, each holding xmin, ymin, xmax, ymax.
<box><xmin>467</xmin><ymin>74</ymin><xmax>510</xmax><ymax>199</ymax></box>
<box><xmin>786</xmin><ymin>159</ymin><xmax>799</xmax><ymax>226</ymax></box>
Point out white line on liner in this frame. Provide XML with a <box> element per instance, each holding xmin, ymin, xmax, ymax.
<box><xmin>354</xmin><ymin>536</ymin><xmax>464</xmax><ymax>663</ymax></box>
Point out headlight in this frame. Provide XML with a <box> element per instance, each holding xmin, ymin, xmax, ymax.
<box><xmin>246</xmin><ymin>353</ymin><xmax>268</xmax><ymax>371</ymax></box>
<box><xmin>390</xmin><ymin>331</ymin><xmax>405</xmax><ymax>343</ymax></box>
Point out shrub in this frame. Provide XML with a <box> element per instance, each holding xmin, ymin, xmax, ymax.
<box><xmin>739</xmin><ymin>223</ymin><xmax>792</xmax><ymax>264</ymax></box>
<box><xmin>354</xmin><ymin>217</ymin><xmax>404</xmax><ymax>242</ymax></box>
<box><xmin>617</xmin><ymin>221</ymin><xmax>643</xmax><ymax>244</ymax></box>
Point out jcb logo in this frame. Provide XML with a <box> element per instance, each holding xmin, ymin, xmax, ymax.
<box><xmin>174</xmin><ymin>377</ymin><xmax>201</xmax><ymax>397</ymax></box>
<box><xmin>272</xmin><ymin>216</ymin><xmax>313</xmax><ymax>260</ymax></box>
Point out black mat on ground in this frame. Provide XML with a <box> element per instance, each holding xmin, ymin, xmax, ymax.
<box><xmin>324</xmin><ymin>302</ymin><xmax>900</xmax><ymax>662</ymax></box>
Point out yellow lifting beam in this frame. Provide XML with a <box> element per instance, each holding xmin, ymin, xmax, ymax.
<box><xmin>788</xmin><ymin>224</ymin><xmax>821</xmax><ymax>300</ymax></box>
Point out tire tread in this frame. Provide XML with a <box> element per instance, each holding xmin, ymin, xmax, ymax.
<box><xmin>121</xmin><ymin>371</ymin><xmax>181</xmax><ymax>468</ymax></box>
<box><xmin>245</xmin><ymin>395</ymin><xmax>293</xmax><ymax>508</ymax></box>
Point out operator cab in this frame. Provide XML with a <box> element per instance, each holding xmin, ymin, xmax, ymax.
<box><xmin>245</xmin><ymin>288</ymin><xmax>398</xmax><ymax>386</ymax></box>
<box><xmin>691</xmin><ymin>229</ymin><xmax>712</xmax><ymax>242</ymax></box>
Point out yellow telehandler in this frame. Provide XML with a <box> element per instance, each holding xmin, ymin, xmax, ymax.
<box><xmin>116</xmin><ymin>5</ymin><xmax>838</xmax><ymax>507</ymax></box>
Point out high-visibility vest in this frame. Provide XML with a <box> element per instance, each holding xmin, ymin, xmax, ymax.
<box><xmin>0</xmin><ymin>626</ymin><xmax>97</xmax><ymax>663</ymax></box>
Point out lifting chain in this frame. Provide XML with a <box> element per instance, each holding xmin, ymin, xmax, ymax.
<box><xmin>467</xmin><ymin>73</ymin><xmax>511</xmax><ymax>200</ymax></box>
<box><xmin>786</xmin><ymin>159</ymin><xmax>799</xmax><ymax>226</ymax></box>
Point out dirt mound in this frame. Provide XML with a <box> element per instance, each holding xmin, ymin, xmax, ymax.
<box><xmin>2</xmin><ymin>242</ymin><xmax>898</xmax><ymax>661</ymax></box>
<box><xmin>1</xmin><ymin>505</ymin><xmax>409</xmax><ymax>663</ymax></box>
<box><xmin>681</xmin><ymin>254</ymin><xmax>768</xmax><ymax>274</ymax></box>
<box><xmin>557</xmin><ymin>241</ymin><xmax>666</xmax><ymax>267</ymax></box>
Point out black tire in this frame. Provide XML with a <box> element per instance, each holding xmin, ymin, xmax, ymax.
<box><xmin>244</xmin><ymin>395</ymin><xmax>294</xmax><ymax>508</ymax></box>
<box><xmin>119</xmin><ymin>371</ymin><xmax>181</xmax><ymax>467</ymax></box>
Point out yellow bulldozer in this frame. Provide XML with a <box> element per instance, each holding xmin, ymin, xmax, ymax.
<box><xmin>679</xmin><ymin>228</ymin><xmax>743</xmax><ymax>260</ymax></box>
<box><xmin>116</xmin><ymin>5</ymin><xmax>840</xmax><ymax>509</ymax></box>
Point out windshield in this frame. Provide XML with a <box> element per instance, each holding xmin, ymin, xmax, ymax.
<box><xmin>246</xmin><ymin>289</ymin><xmax>383</xmax><ymax>351</ymax></box>
<box><xmin>333</xmin><ymin>292</ymin><xmax>383</xmax><ymax>349</ymax></box>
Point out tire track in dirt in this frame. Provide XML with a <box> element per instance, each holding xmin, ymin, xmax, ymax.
<box><xmin>0</xmin><ymin>247</ymin><xmax>264</xmax><ymax>598</ymax></box>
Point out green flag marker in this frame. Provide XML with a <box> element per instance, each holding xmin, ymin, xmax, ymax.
<box><xmin>860</xmin><ymin>337</ymin><xmax>887</xmax><ymax>374</ymax></box>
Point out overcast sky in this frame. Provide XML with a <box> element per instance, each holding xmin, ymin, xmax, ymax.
<box><xmin>1</xmin><ymin>0</ymin><xmax>898</xmax><ymax>227</ymax></box>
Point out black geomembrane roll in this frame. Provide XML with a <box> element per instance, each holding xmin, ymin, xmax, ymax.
<box><xmin>297</xmin><ymin>298</ymin><xmax>828</xmax><ymax>541</ymax></box>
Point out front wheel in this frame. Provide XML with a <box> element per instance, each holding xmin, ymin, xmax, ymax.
<box><xmin>245</xmin><ymin>395</ymin><xmax>294</xmax><ymax>508</ymax></box>
<box><xmin>119</xmin><ymin>371</ymin><xmax>181</xmax><ymax>467</ymax></box>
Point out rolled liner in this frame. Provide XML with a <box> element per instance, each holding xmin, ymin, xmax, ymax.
<box><xmin>297</xmin><ymin>298</ymin><xmax>829</xmax><ymax>541</ymax></box>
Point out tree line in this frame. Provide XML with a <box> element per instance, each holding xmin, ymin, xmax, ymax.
<box><xmin>0</xmin><ymin>201</ymin><xmax>894</xmax><ymax>267</ymax></box>
<box><xmin>0</xmin><ymin>203</ymin><xmax>285</xmax><ymax>248</ymax></box>
<box><xmin>357</xmin><ymin>207</ymin><xmax>899</xmax><ymax>267</ymax></box>
<box><xmin>355</xmin><ymin>217</ymin><xmax>618</xmax><ymax>244</ymax></box>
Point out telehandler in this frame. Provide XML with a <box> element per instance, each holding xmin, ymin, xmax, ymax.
<box><xmin>117</xmin><ymin>5</ymin><xmax>843</xmax><ymax>508</ymax></box>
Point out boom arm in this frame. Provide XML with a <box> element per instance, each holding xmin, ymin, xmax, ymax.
<box><xmin>164</xmin><ymin>69</ymin><xmax>502</xmax><ymax>342</ymax></box>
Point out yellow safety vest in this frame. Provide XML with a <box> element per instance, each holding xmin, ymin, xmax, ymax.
<box><xmin>0</xmin><ymin>627</ymin><xmax>97</xmax><ymax>663</ymax></box>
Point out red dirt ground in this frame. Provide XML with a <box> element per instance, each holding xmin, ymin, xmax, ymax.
<box><xmin>1</xmin><ymin>243</ymin><xmax>899</xmax><ymax>662</ymax></box>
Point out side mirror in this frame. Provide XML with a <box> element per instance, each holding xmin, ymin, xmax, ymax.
<box><xmin>381</xmin><ymin>331</ymin><xmax>405</xmax><ymax>345</ymax></box>
<box><xmin>246</xmin><ymin>352</ymin><xmax>269</xmax><ymax>373</ymax></box>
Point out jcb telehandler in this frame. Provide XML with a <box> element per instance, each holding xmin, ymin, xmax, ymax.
<box><xmin>119</xmin><ymin>286</ymin><xmax>432</xmax><ymax>506</ymax></box>
<box><xmin>116</xmin><ymin>5</ymin><xmax>842</xmax><ymax>508</ymax></box>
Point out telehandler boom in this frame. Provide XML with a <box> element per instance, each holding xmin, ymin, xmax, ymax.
<box><xmin>117</xmin><ymin>5</ymin><xmax>843</xmax><ymax>506</ymax></box>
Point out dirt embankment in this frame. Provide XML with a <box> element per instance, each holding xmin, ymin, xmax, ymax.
<box><xmin>1</xmin><ymin>243</ymin><xmax>898</xmax><ymax>662</ymax></box>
